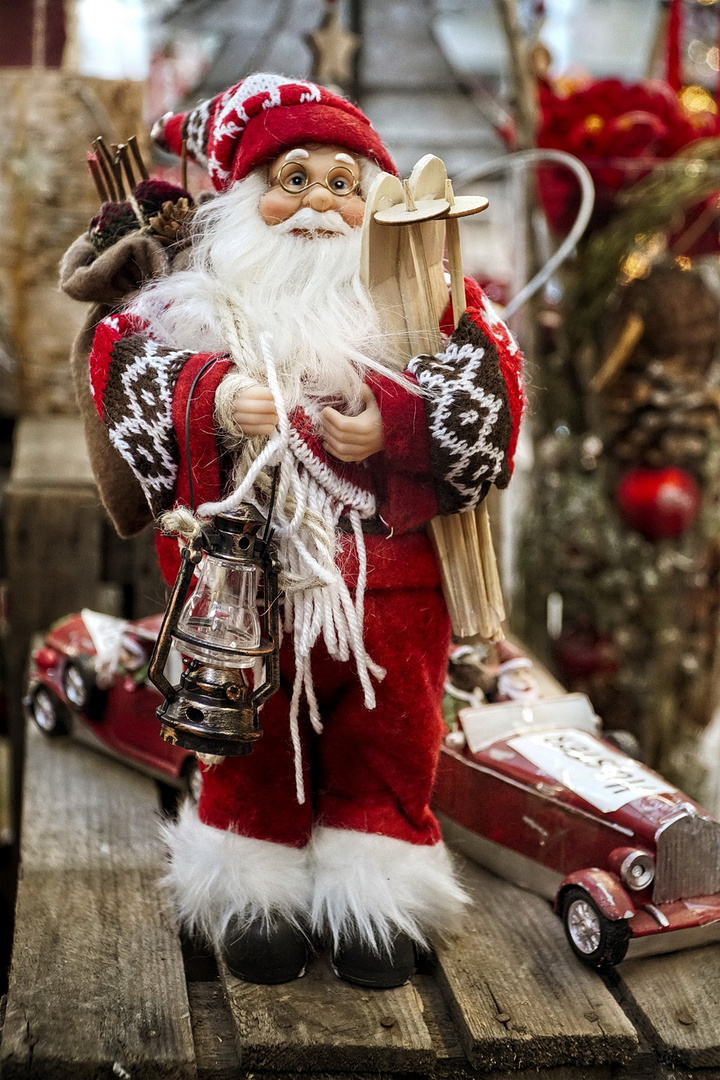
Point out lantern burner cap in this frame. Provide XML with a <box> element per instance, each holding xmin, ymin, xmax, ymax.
<box><xmin>157</xmin><ymin>690</ymin><xmax>263</xmax><ymax>757</ymax></box>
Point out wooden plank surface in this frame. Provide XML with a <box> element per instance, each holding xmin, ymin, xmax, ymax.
<box><xmin>189</xmin><ymin>981</ymin><xmax>242</xmax><ymax>1080</ymax></box>
<box><xmin>6</xmin><ymin>715</ymin><xmax>720</xmax><ymax>1079</ymax></box>
<box><xmin>220</xmin><ymin>950</ymin><xmax>434</xmax><ymax>1074</ymax></box>
<box><xmin>4</xmin><ymin>483</ymin><xmax>104</xmax><ymax>832</ymax></box>
<box><xmin>433</xmin><ymin>857</ymin><xmax>638</xmax><ymax>1073</ymax></box>
<box><xmin>0</xmin><ymin>735</ymin><xmax>12</xmax><ymax>845</ymax></box>
<box><xmin>0</xmin><ymin>721</ymin><xmax>196</xmax><ymax>1079</ymax></box>
<box><xmin>5</xmin><ymin>485</ymin><xmax>103</xmax><ymax>634</ymax></box>
<box><xmin>10</xmin><ymin>415</ymin><xmax>95</xmax><ymax>487</ymax></box>
<box><xmin>414</xmin><ymin>971</ymin><xmax>624</xmax><ymax>1080</ymax></box>
<box><xmin>616</xmin><ymin>946</ymin><xmax>720</xmax><ymax>1070</ymax></box>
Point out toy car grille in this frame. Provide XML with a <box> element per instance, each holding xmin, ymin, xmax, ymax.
<box><xmin>654</xmin><ymin>811</ymin><xmax>720</xmax><ymax>904</ymax></box>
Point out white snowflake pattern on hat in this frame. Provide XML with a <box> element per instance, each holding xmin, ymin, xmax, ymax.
<box><xmin>155</xmin><ymin>71</ymin><xmax>396</xmax><ymax>191</ymax></box>
<box><xmin>208</xmin><ymin>74</ymin><xmax>320</xmax><ymax>185</ymax></box>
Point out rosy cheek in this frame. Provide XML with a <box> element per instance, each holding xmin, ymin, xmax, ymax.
<box><xmin>258</xmin><ymin>191</ymin><xmax>293</xmax><ymax>225</ymax></box>
<box><xmin>339</xmin><ymin>196</ymin><xmax>366</xmax><ymax>228</ymax></box>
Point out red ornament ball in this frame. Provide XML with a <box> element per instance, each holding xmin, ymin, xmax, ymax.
<box><xmin>616</xmin><ymin>467</ymin><xmax>701</xmax><ymax>540</ymax></box>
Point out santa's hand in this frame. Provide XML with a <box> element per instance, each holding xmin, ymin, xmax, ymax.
<box><xmin>232</xmin><ymin>384</ymin><xmax>279</xmax><ymax>435</ymax></box>
<box><xmin>321</xmin><ymin>385</ymin><xmax>384</xmax><ymax>462</ymax></box>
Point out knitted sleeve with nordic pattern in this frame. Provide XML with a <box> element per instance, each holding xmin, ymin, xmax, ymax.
<box><xmin>89</xmin><ymin>314</ymin><xmax>194</xmax><ymax>517</ymax></box>
<box><xmin>407</xmin><ymin>299</ymin><xmax>525</xmax><ymax>516</ymax></box>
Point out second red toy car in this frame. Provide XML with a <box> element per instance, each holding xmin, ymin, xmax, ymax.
<box><xmin>25</xmin><ymin>610</ymin><xmax>200</xmax><ymax>799</ymax></box>
<box><xmin>433</xmin><ymin>693</ymin><xmax>720</xmax><ymax>970</ymax></box>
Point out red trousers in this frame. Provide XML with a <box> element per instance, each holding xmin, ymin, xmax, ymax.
<box><xmin>198</xmin><ymin>585</ymin><xmax>451</xmax><ymax>849</ymax></box>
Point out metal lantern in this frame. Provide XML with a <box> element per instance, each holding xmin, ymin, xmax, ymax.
<box><xmin>148</xmin><ymin>506</ymin><xmax>281</xmax><ymax>756</ymax></box>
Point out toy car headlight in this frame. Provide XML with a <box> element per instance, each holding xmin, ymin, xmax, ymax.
<box><xmin>620</xmin><ymin>849</ymin><xmax>655</xmax><ymax>891</ymax></box>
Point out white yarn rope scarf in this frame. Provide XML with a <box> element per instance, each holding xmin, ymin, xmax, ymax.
<box><xmin>198</xmin><ymin>329</ymin><xmax>385</xmax><ymax>804</ymax></box>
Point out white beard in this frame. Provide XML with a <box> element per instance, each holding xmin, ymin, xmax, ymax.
<box><xmin>129</xmin><ymin>170</ymin><xmax>404</xmax><ymax>415</ymax></box>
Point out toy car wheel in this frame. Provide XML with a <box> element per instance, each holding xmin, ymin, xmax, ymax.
<box><xmin>562</xmin><ymin>887</ymin><xmax>630</xmax><ymax>971</ymax></box>
<box><xmin>62</xmin><ymin>658</ymin><xmax>102</xmax><ymax>715</ymax></box>
<box><xmin>30</xmin><ymin>686</ymin><xmax>70</xmax><ymax>737</ymax></box>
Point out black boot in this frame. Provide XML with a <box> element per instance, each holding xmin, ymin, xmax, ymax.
<box><xmin>332</xmin><ymin>932</ymin><xmax>416</xmax><ymax>988</ymax></box>
<box><xmin>222</xmin><ymin>916</ymin><xmax>309</xmax><ymax>984</ymax></box>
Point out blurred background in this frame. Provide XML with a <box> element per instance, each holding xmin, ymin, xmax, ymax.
<box><xmin>2</xmin><ymin>0</ymin><xmax>720</xmax><ymax>995</ymax></box>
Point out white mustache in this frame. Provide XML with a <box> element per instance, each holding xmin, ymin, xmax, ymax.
<box><xmin>273</xmin><ymin>206</ymin><xmax>353</xmax><ymax>235</ymax></box>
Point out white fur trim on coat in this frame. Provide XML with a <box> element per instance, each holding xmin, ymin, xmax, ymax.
<box><xmin>160</xmin><ymin>802</ymin><xmax>312</xmax><ymax>946</ymax></box>
<box><xmin>309</xmin><ymin>827</ymin><xmax>470</xmax><ymax>952</ymax></box>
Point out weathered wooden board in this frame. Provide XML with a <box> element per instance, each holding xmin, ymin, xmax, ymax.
<box><xmin>655</xmin><ymin>1071</ymin><xmax>720</xmax><ymax>1080</ymax></box>
<box><xmin>6</xmin><ymin>418</ymin><xmax>102</xmax><ymax>646</ymax></box>
<box><xmin>189</xmin><ymin>981</ymin><xmax>242</xmax><ymax>1080</ymax></box>
<box><xmin>0</xmin><ymin>721</ymin><xmax>196</xmax><ymax>1079</ymax></box>
<box><xmin>5</xmin><ymin>446</ymin><xmax>104</xmax><ymax>800</ymax></box>
<box><xmin>5</xmin><ymin>484</ymin><xmax>103</xmax><ymax>633</ymax></box>
<box><xmin>220</xmin><ymin>950</ymin><xmax>434</xmax><ymax>1074</ymax></box>
<box><xmin>8</xmin><ymin>414</ymin><xmax>164</xmax><ymax>625</ymax></box>
<box><xmin>433</xmin><ymin>857</ymin><xmax>638</xmax><ymax>1073</ymax></box>
<box><xmin>6</xmin><ymin>691</ymin><xmax>720</xmax><ymax>1079</ymax></box>
<box><xmin>616</xmin><ymin>946</ymin><xmax>720</xmax><ymax>1070</ymax></box>
<box><xmin>10</xmin><ymin>416</ymin><xmax>95</xmax><ymax>487</ymax></box>
<box><xmin>0</xmin><ymin>735</ymin><xmax>12</xmax><ymax>846</ymax></box>
<box><xmin>610</xmin><ymin>1023</ymin><xmax>661</xmax><ymax>1080</ymax></box>
<box><xmin>4</xmin><ymin>415</ymin><xmax>165</xmax><ymax>832</ymax></box>
<box><xmin>194</xmin><ymin>965</ymin><xmax>654</xmax><ymax>1080</ymax></box>
<box><xmin>415</xmin><ymin>971</ymin><xmax>624</xmax><ymax>1080</ymax></box>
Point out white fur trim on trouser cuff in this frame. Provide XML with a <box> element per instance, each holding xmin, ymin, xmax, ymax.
<box><xmin>309</xmin><ymin>827</ymin><xmax>470</xmax><ymax>952</ymax></box>
<box><xmin>160</xmin><ymin>802</ymin><xmax>312</xmax><ymax>947</ymax></box>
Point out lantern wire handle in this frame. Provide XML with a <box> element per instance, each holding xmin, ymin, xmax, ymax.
<box><xmin>148</xmin><ymin>535</ymin><xmax>203</xmax><ymax>700</ymax></box>
<box><xmin>184</xmin><ymin>355</ymin><xmax>225</xmax><ymax>512</ymax></box>
<box><xmin>262</xmin><ymin>465</ymin><xmax>280</xmax><ymax>546</ymax></box>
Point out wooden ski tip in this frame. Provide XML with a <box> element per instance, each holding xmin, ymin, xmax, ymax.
<box><xmin>362</xmin><ymin>171</ymin><xmax>404</xmax><ymax>215</ymax></box>
<box><xmin>409</xmin><ymin>154</ymin><xmax>448</xmax><ymax>201</ymax></box>
<box><xmin>445</xmin><ymin>194</ymin><xmax>490</xmax><ymax>218</ymax></box>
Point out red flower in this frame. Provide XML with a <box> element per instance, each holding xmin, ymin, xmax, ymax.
<box><xmin>536</xmin><ymin>78</ymin><xmax>720</xmax><ymax>235</ymax></box>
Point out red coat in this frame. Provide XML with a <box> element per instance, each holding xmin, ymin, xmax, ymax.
<box><xmin>88</xmin><ymin>280</ymin><xmax>524</xmax><ymax>848</ymax></box>
<box><xmin>89</xmin><ymin>277</ymin><xmax>524</xmax><ymax>592</ymax></box>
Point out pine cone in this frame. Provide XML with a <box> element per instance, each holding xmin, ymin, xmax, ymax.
<box><xmin>611</xmin><ymin>394</ymin><xmax>720</xmax><ymax>466</ymax></box>
<box><xmin>614</xmin><ymin>264</ymin><xmax>720</xmax><ymax>365</ymax></box>
<box><xmin>599</xmin><ymin>264</ymin><xmax>720</xmax><ymax>469</ymax></box>
<box><xmin>147</xmin><ymin>198</ymin><xmax>195</xmax><ymax>245</ymax></box>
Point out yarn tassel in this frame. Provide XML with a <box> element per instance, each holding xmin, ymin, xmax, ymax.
<box><xmin>204</xmin><ymin>331</ymin><xmax>385</xmax><ymax>804</ymax></box>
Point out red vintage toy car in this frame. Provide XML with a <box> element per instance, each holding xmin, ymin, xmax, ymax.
<box><xmin>433</xmin><ymin>693</ymin><xmax>720</xmax><ymax>970</ymax></box>
<box><xmin>25</xmin><ymin>610</ymin><xmax>200</xmax><ymax>799</ymax></box>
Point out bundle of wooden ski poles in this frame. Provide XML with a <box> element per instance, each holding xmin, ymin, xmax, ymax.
<box><xmin>360</xmin><ymin>155</ymin><xmax>506</xmax><ymax>643</ymax></box>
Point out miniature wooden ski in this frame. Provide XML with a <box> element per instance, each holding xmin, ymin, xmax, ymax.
<box><xmin>360</xmin><ymin>155</ymin><xmax>505</xmax><ymax>642</ymax></box>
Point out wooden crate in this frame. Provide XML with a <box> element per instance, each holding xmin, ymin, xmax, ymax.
<box><xmin>2</xmin><ymin>719</ymin><xmax>720</xmax><ymax>1079</ymax></box>
<box><xmin>5</xmin><ymin>414</ymin><xmax>164</xmax><ymax>632</ymax></box>
<box><xmin>4</xmin><ymin>414</ymin><xmax>164</xmax><ymax>830</ymax></box>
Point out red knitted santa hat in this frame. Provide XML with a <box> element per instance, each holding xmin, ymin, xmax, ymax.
<box><xmin>152</xmin><ymin>73</ymin><xmax>397</xmax><ymax>191</ymax></box>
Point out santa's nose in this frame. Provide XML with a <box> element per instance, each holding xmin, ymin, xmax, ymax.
<box><xmin>303</xmin><ymin>184</ymin><xmax>335</xmax><ymax>212</ymax></box>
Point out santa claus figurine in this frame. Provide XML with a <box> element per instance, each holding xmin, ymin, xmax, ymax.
<box><xmin>60</xmin><ymin>73</ymin><xmax>524</xmax><ymax>988</ymax></box>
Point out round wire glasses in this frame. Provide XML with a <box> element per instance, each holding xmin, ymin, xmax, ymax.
<box><xmin>275</xmin><ymin>160</ymin><xmax>360</xmax><ymax>197</ymax></box>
